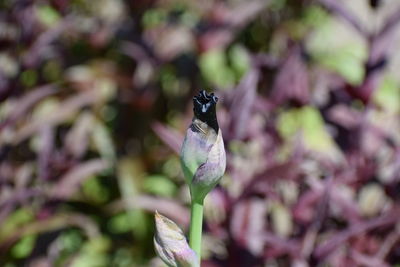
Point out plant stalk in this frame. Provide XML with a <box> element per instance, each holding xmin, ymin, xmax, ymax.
<box><xmin>189</xmin><ymin>200</ymin><xmax>204</xmax><ymax>266</ymax></box>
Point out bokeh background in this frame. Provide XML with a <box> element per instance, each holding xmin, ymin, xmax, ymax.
<box><xmin>1</xmin><ymin>0</ymin><xmax>400</xmax><ymax>266</ymax></box>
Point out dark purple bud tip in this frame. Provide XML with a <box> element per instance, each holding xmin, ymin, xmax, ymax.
<box><xmin>193</xmin><ymin>90</ymin><xmax>219</xmax><ymax>133</ymax></box>
<box><xmin>369</xmin><ymin>0</ymin><xmax>381</xmax><ymax>9</ymax></box>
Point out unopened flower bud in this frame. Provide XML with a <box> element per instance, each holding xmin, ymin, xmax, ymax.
<box><xmin>181</xmin><ymin>90</ymin><xmax>226</xmax><ymax>202</ymax></box>
<box><xmin>154</xmin><ymin>211</ymin><xmax>198</xmax><ymax>267</ymax></box>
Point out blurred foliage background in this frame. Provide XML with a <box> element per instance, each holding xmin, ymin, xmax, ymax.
<box><xmin>1</xmin><ymin>0</ymin><xmax>400</xmax><ymax>266</ymax></box>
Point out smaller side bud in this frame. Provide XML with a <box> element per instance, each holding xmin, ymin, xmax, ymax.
<box><xmin>154</xmin><ymin>211</ymin><xmax>198</xmax><ymax>267</ymax></box>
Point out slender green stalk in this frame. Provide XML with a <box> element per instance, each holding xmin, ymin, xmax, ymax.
<box><xmin>189</xmin><ymin>200</ymin><xmax>204</xmax><ymax>266</ymax></box>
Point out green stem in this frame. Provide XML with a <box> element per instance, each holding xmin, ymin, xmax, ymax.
<box><xmin>189</xmin><ymin>200</ymin><xmax>204</xmax><ymax>266</ymax></box>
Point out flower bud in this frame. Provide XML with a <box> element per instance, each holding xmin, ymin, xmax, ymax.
<box><xmin>154</xmin><ymin>211</ymin><xmax>198</xmax><ymax>267</ymax></box>
<box><xmin>181</xmin><ymin>90</ymin><xmax>226</xmax><ymax>202</ymax></box>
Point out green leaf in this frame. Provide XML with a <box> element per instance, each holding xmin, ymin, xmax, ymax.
<box><xmin>0</xmin><ymin>208</ymin><xmax>34</xmax><ymax>241</ymax></box>
<box><xmin>60</xmin><ymin>230</ymin><xmax>83</xmax><ymax>253</ymax></box>
<box><xmin>72</xmin><ymin>236</ymin><xmax>111</xmax><ymax>267</ymax></box>
<box><xmin>302</xmin><ymin>5</ymin><xmax>329</xmax><ymax>27</ymax></box>
<box><xmin>277</xmin><ymin>107</ymin><xmax>339</xmax><ymax>158</ymax></box>
<box><xmin>229</xmin><ymin>45</ymin><xmax>250</xmax><ymax>79</ymax></box>
<box><xmin>307</xmin><ymin>17</ymin><xmax>367</xmax><ymax>85</ymax></box>
<box><xmin>116</xmin><ymin>159</ymin><xmax>149</xmax><ymax>239</ymax></box>
<box><xmin>108</xmin><ymin>213</ymin><xmax>131</xmax><ymax>234</ymax></box>
<box><xmin>82</xmin><ymin>176</ymin><xmax>110</xmax><ymax>204</ymax></box>
<box><xmin>142</xmin><ymin>8</ymin><xmax>167</xmax><ymax>28</ymax></box>
<box><xmin>373</xmin><ymin>76</ymin><xmax>400</xmax><ymax>113</ymax></box>
<box><xmin>36</xmin><ymin>5</ymin><xmax>60</xmax><ymax>27</ymax></box>
<box><xmin>200</xmin><ymin>49</ymin><xmax>235</xmax><ymax>88</ymax></box>
<box><xmin>143</xmin><ymin>175</ymin><xmax>177</xmax><ymax>197</ymax></box>
<box><xmin>11</xmin><ymin>234</ymin><xmax>36</xmax><ymax>259</ymax></box>
<box><xmin>20</xmin><ymin>70</ymin><xmax>38</xmax><ymax>87</ymax></box>
<box><xmin>111</xmin><ymin>248</ymin><xmax>135</xmax><ymax>267</ymax></box>
<box><xmin>83</xmin><ymin>236</ymin><xmax>111</xmax><ymax>253</ymax></box>
<box><xmin>315</xmin><ymin>45</ymin><xmax>366</xmax><ymax>85</ymax></box>
<box><xmin>92</xmin><ymin>119</ymin><xmax>116</xmax><ymax>160</ymax></box>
